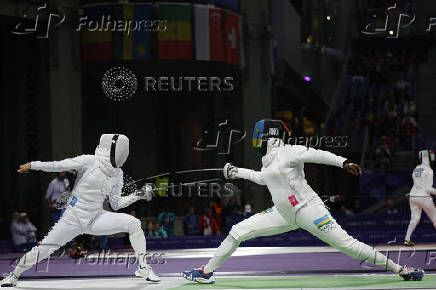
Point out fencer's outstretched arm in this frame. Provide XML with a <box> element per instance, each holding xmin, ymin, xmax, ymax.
<box><xmin>288</xmin><ymin>146</ymin><xmax>346</xmax><ymax>167</ymax></box>
<box><xmin>223</xmin><ymin>163</ymin><xmax>265</xmax><ymax>185</ymax></box>
<box><xmin>107</xmin><ymin>171</ymin><xmax>152</xmax><ymax>211</ymax></box>
<box><xmin>287</xmin><ymin>145</ymin><xmax>363</xmax><ymax>175</ymax></box>
<box><xmin>28</xmin><ymin>155</ymin><xmax>94</xmax><ymax>173</ymax></box>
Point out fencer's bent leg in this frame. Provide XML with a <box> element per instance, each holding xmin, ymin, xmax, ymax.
<box><xmin>87</xmin><ymin>211</ymin><xmax>148</xmax><ymax>268</ymax></box>
<box><xmin>13</xmin><ymin>212</ymin><xmax>82</xmax><ymax>276</ymax></box>
<box><xmin>420</xmin><ymin>197</ymin><xmax>436</xmax><ymax>229</ymax></box>
<box><xmin>297</xmin><ymin>201</ymin><xmax>402</xmax><ymax>273</ymax></box>
<box><xmin>405</xmin><ymin>198</ymin><xmax>422</xmax><ymax>241</ymax></box>
<box><xmin>203</xmin><ymin>207</ymin><xmax>296</xmax><ymax>273</ymax></box>
<box><xmin>203</xmin><ymin>235</ymin><xmax>239</xmax><ymax>273</ymax></box>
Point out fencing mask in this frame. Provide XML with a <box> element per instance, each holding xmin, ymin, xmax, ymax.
<box><xmin>97</xmin><ymin>134</ymin><xmax>129</xmax><ymax>168</ymax></box>
<box><xmin>252</xmin><ymin>119</ymin><xmax>291</xmax><ymax>154</ymax></box>
<box><xmin>419</xmin><ymin>149</ymin><xmax>435</xmax><ymax>167</ymax></box>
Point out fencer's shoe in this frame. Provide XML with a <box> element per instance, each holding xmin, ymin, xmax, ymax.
<box><xmin>135</xmin><ymin>265</ymin><xmax>161</xmax><ymax>282</ymax></box>
<box><xmin>1</xmin><ymin>273</ymin><xmax>18</xmax><ymax>287</ymax></box>
<box><xmin>181</xmin><ymin>266</ymin><xmax>215</xmax><ymax>284</ymax></box>
<box><xmin>399</xmin><ymin>265</ymin><xmax>424</xmax><ymax>281</ymax></box>
<box><xmin>404</xmin><ymin>240</ymin><xmax>415</xmax><ymax>247</ymax></box>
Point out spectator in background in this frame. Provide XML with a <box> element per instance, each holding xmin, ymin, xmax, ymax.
<box><xmin>375</xmin><ymin>137</ymin><xmax>392</xmax><ymax>171</ymax></box>
<box><xmin>211</xmin><ymin>199</ymin><xmax>223</xmax><ymax>230</ymax></box>
<box><xmin>385</xmin><ymin>198</ymin><xmax>399</xmax><ymax>214</ymax></box>
<box><xmin>46</xmin><ymin>172</ymin><xmax>69</xmax><ymax>226</ymax></box>
<box><xmin>153</xmin><ymin>221</ymin><xmax>168</xmax><ymax>238</ymax></box>
<box><xmin>158</xmin><ymin>206</ymin><xmax>175</xmax><ymax>237</ymax></box>
<box><xmin>144</xmin><ymin>221</ymin><xmax>155</xmax><ymax>238</ymax></box>
<box><xmin>199</xmin><ymin>208</ymin><xmax>220</xmax><ymax>236</ymax></box>
<box><xmin>243</xmin><ymin>204</ymin><xmax>253</xmax><ymax>219</ymax></box>
<box><xmin>184</xmin><ymin>206</ymin><xmax>199</xmax><ymax>236</ymax></box>
<box><xmin>340</xmin><ymin>204</ymin><xmax>354</xmax><ymax>216</ymax></box>
<box><xmin>11</xmin><ymin>212</ymin><xmax>37</xmax><ymax>252</ymax></box>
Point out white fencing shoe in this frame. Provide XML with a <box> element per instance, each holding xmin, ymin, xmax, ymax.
<box><xmin>135</xmin><ymin>265</ymin><xmax>161</xmax><ymax>282</ymax></box>
<box><xmin>1</xmin><ymin>273</ymin><xmax>18</xmax><ymax>287</ymax></box>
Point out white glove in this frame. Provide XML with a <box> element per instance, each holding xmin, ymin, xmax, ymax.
<box><xmin>135</xmin><ymin>184</ymin><xmax>153</xmax><ymax>201</ymax></box>
<box><xmin>55</xmin><ymin>190</ymin><xmax>72</xmax><ymax>209</ymax></box>
<box><xmin>223</xmin><ymin>163</ymin><xmax>239</xmax><ymax>179</ymax></box>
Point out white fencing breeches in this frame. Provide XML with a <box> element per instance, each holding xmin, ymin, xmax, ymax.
<box><xmin>205</xmin><ymin>201</ymin><xmax>401</xmax><ymax>273</ymax></box>
<box><xmin>13</xmin><ymin>209</ymin><xmax>146</xmax><ymax>276</ymax></box>
<box><xmin>405</xmin><ymin>196</ymin><xmax>436</xmax><ymax>241</ymax></box>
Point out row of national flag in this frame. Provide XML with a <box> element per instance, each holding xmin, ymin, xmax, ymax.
<box><xmin>82</xmin><ymin>3</ymin><xmax>241</xmax><ymax>66</ymax></box>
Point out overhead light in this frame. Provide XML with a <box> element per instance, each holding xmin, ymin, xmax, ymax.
<box><xmin>326</xmin><ymin>15</ymin><xmax>331</xmax><ymax>21</ymax></box>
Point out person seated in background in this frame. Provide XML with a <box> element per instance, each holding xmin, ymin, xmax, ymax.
<box><xmin>385</xmin><ymin>198</ymin><xmax>399</xmax><ymax>214</ymax></box>
<box><xmin>144</xmin><ymin>220</ymin><xmax>155</xmax><ymax>238</ymax></box>
<box><xmin>199</xmin><ymin>207</ymin><xmax>220</xmax><ymax>236</ymax></box>
<box><xmin>10</xmin><ymin>212</ymin><xmax>37</xmax><ymax>252</ymax></box>
<box><xmin>45</xmin><ymin>172</ymin><xmax>69</xmax><ymax>226</ymax></box>
<box><xmin>243</xmin><ymin>204</ymin><xmax>253</xmax><ymax>219</ymax></box>
<box><xmin>153</xmin><ymin>221</ymin><xmax>168</xmax><ymax>238</ymax></box>
<box><xmin>158</xmin><ymin>206</ymin><xmax>175</xmax><ymax>237</ymax></box>
<box><xmin>340</xmin><ymin>204</ymin><xmax>355</xmax><ymax>215</ymax></box>
<box><xmin>184</xmin><ymin>206</ymin><xmax>199</xmax><ymax>236</ymax></box>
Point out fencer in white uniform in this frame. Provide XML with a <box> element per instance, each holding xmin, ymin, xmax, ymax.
<box><xmin>181</xmin><ymin>119</ymin><xmax>424</xmax><ymax>284</ymax></box>
<box><xmin>1</xmin><ymin>134</ymin><xmax>160</xmax><ymax>287</ymax></box>
<box><xmin>404</xmin><ymin>150</ymin><xmax>436</xmax><ymax>246</ymax></box>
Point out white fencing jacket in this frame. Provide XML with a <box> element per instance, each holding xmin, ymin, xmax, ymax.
<box><xmin>236</xmin><ymin>144</ymin><xmax>346</xmax><ymax>219</ymax></box>
<box><xmin>31</xmin><ymin>154</ymin><xmax>140</xmax><ymax>228</ymax></box>
<box><xmin>410</xmin><ymin>155</ymin><xmax>436</xmax><ymax>197</ymax></box>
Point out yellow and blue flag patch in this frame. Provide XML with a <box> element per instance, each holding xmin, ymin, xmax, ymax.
<box><xmin>313</xmin><ymin>214</ymin><xmax>331</xmax><ymax>229</ymax></box>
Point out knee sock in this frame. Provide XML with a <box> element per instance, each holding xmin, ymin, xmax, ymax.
<box><xmin>129</xmin><ymin>229</ymin><xmax>148</xmax><ymax>269</ymax></box>
<box><xmin>13</xmin><ymin>250</ymin><xmax>38</xmax><ymax>276</ymax></box>
<box><xmin>344</xmin><ymin>240</ymin><xmax>401</xmax><ymax>273</ymax></box>
<box><xmin>203</xmin><ymin>235</ymin><xmax>240</xmax><ymax>274</ymax></box>
<box><xmin>405</xmin><ymin>219</ymin><xmax>419</xmax><ymax>241</ymax></box>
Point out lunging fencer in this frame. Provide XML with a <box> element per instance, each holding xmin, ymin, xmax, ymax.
<box><xmin>181</xmin><ymin>119</ymin><xmax>424</xmax><ymax>284</ymax></box>
<box><xmin>1</xmin><ymin>134</ymin><xmax>160</xmax><ymax>287</ymax></box>
<box><xmin>404</xmin><ymin>149</ymin><xmax>436</xmax><ymax>246</ymax></box>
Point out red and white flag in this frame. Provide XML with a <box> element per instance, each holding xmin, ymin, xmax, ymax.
<box><xmin>195</xmin><ymin>5</ymin><xmax>231</xmax><ymax>63</ymax></box>
<box><xmin>224</xmin><ymin>11</ymin><xmax>239</xmax><ymax>65</ymax></box>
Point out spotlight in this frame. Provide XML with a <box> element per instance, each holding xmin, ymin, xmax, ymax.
<box><xmin>304</xmin><ymin>76</ymin><xmax>312</xmax><ymax>82</ymax></box>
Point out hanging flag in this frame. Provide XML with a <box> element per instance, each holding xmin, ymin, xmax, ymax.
<box><xmin>194</xmin><ymin>5</ymin><xmax>225</xmax><ymax>62</ymax></box>
<box><xmin>209</xmin><ymin>8</ymin><xmax>226</xmax><ymax>62</ymax></box>
<box><xmin>158</xmin><ymin>3</ymin><xmax>193</xmax><ymax>59</ymax></box>
<box><xmin>132</xmin><ymin>4</ymin><xmax>152</xmax><ymax>60</ymax></box>
<box><xmin>194</xmin><ymin>5</ymin><xmax>210</xmax><ymax>60</ymax></box>
<box><xmin>82</xmin><ymin>5</ymin><xmax>113</xmax><ymax>61</ymax></box>
<box><xmin>224</xmin><ymin>11</ymin><xmax>239</xmax><ymax>65</ymax></box>
<box><xmin>112</xmin><ymin>4</ymin><xmax>152</xmax><ymax>60</ymax></box>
